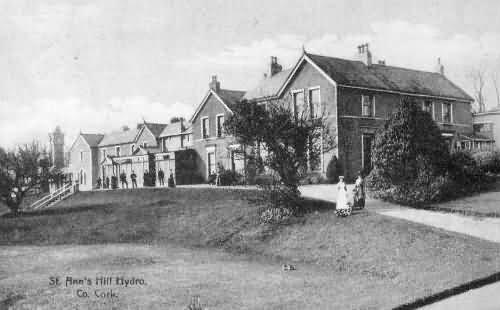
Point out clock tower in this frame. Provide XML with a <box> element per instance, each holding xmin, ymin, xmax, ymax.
<box><xmin>49</xmin><ymin>126</ymin><xmax>65</xmax><ymax>169</ymax></box>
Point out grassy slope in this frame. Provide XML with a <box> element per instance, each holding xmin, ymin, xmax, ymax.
<box><xmin>1</xmin><ymin>188</ymin><xmax>500</xmax><ymax>309</ymax></box>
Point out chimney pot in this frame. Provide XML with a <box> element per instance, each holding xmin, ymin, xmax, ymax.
<box><xmin>209</xmin><ymin>75</ymin><xmax>220</xmax><ymax>92</ymax></box>
<box><xmin>436</xmin><ymin>58</ymin><xmax>445</xmax><ymax>75</ymax></box>
<box><xmin>357</xmin><ymin>43</ymin><xmax>372</xmax><ymax>66</ymax></box>
<box><xmin>269</xmin><ymin>56</ymin><xmax>282</xmax><ymax>77</ymax></box>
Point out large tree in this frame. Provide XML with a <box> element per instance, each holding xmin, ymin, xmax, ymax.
<box><xmin>366</xmin><ymin>97</ymin><xmax>451</xmax><ymax>204</ymax></box>
<box><xmin>0</xmin><ymin>142</ymin><xmax>51</xmax><ymax>214</ymax></box>
<box><xmin>224</xmin><ymin>99</ymin><xmax>335</xmax><ymax>210</ymax></box>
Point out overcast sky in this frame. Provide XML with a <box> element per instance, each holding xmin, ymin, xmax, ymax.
<box><xmin>2</xmin><ymin>0</ymin><xmax>500</xmax><ymax>149</ymax></box>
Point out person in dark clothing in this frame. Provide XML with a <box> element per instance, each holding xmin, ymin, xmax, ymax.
<box><xmin>96</xmin><ymin>177</ymin><xmax>102</xmax><ymax>189</ymax></box>
<box><xmin>131</xmin><ymin>171</ymin><xmax>138</xmax><ymax>188</ymax></box>
<box><xmin>105</xmin><ymin>176</ymin><xmax>110</xmax><ymax>189</ymax></box>
<box><xmin>144</xmin><ymin>170</ymin><xmax>149</xmax><ymax>187</ymax></box>
<box><xmin>158</xmin><ymin>169</ymin><xmax>165</xmax><ymax>186</ymax></box>
<box><xmin>119</xmin><ymin>170</ymin><xmax>128</xmax><ymax>189</ymax></box>
<box><xmin>168</xmin><ymin>170</ymin><xmax>175</xmax><ymax>188</ymax></box>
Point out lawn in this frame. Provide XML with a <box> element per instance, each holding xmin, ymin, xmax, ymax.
<box><xmin>1</xmin><ymin>188</ymin><xmax>500</xmax><ymax>309</ymax></box>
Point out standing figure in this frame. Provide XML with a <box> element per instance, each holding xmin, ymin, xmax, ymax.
<box><xmin>105</xmin><ymin>176</ymin><xmax>110</xmax><ymax>189</ymax></box>
<box><xmin>119</xmin><ymin>170</ymin><xmax>128</xmax><ymax>189</ymax></box>
<box><xmin>96</xmin><ymin>177</ymin><xmax>102</xmax><ymax>189</ymax></box>
<box><xmin>353</xmin><ymin>172</ymin><xmax>366</xmax><ymax>210</ymax></box>
<box><xmin>143</xmin><ymin>170</ymin><xmax>149</xmax><ymax>187</ymax></box>
<box><xmin>168</xmin><ymin>170</ymin><xmax>176</xmax><ymax>188</ymax></box>
<box><xmin>335</xmin><ymin>176</ymin><xmax>351</xmax><ymax>217</ymax></box>
<box><xmin>158</xmin><ymin>168</ymin><xmax>165</xmax><ymax>186</ymax></box>
<box><xmin>131</xmin><ymin>171</ymin><xmax>138</xmax><ymax>189</ymax></box>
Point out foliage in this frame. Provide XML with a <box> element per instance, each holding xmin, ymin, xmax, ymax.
<box><xmin>471</xmin><ymin>150</ymin><xmax>500</xmax><ymax>173</ymax></box>
<box><xmin>326</xmin><ymin>155</ymin><xmax>342</xmax><ymax>184</ymax></box>
<box><xmin>260</xmin><ymin>206</ymin><xmax>292</xmax><ymax>224</ymax></box>
<box><xmin>366</xmin><ymin>98</ymin><xmax>493</xmax><ymax>205</ymax></box>
<box><xmin>225</xmin><ymin>99</ymin><xmax>335</xmax><ymax>211</ymax></box>
<box><xmin>0</xmin><ymin>142</ymin><xmax>51</xmax><ymax>214</ymax></box>
<box><xmin>218</xmin><ymin>169</ymin><xmax>243</xmax><ymax>186</ymax></box>
<box><xmin>170</xmin><ymin>116</ymin><xmax>185</xmax><ymax>124</ymax></box>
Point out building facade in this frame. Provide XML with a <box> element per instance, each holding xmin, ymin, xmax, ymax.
<box><xmin>68</xmin><ymin>133</ymin><xmax>104</xmax><ymax>191</ymax></box>
<box><xmin>189</xmin><ymin>76</ymin><xmax>246</xmax><ymax>181</ymax></box>
<box><xmin>473</xmin><ymin>109</ymin><xmax>500</xmax><ymax>150</ymax></box>
<box><xmin>244</xmin><ymin>46</ymin><xmax>480</xmax><ymax>180</ymax></box>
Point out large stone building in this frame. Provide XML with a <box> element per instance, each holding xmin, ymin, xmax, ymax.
<box><xmin>244</xmin><ymin>45</ymin><xmax>482</xmax><ymax>180</ymax></box>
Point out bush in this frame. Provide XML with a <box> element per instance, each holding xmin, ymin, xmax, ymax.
<box><xmin>299</xmin><ymin>172</ymin><xmax>327</xmax><ymax>185</ymax></box>
<box><xmin>219</xmin><ymin>169</ymin><xmax>243</xmax><ymax>186</ymax></box>
<box><xmin>472</xmin><ymin>151</ymin><xmax>500</xmax><ymax>173</ymax></box>
<box><xmin>366</xmin><ymin>100</ymin><xmax>493</xmax><ymax>205</ymax></box>
<box><xmin>260</xmin><ymin>207</ymin><xmax>292</xmax><ymax>224</ymax></box>
<box><xmin>326</xmin><ymin>156</ymin><xmax>342</xmax><ymax>184</ymax></box>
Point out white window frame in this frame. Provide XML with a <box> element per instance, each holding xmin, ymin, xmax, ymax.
<box><xmin>201</xmin><ymin>116</ymin><xmax>209</xmax><ymax>139</ymax></box>
<box><xmin>361</xmin><ymin>94</ymin><xmax>375</xmax><ymax>117</ymax></box>
<box><xmin>308</xmin><ymin>86</ymin><xmax>321</xmax><ymax>119</ymax></box>
<box><xmin>206</xmin><ymin>145</ymin><xmax>216</xmax><ymax>177</ymax></box>
<box><xmin>216</xmin><ymin>113</ymin><xmax>225</xmax><ymax>138</ymax></box>
<box><xmin>116</xmin><ymin>146</ymin><xmax>120</xmax><ymax>157</ymax></box>
<box><xmin>422</xmin><ymin>100</ymin><xmax>434</xmax><ymax>119</ymax></box>
<box><xmin>442</xmin><ymin>102</ymin><xmax>453</xmax><ymax>123</ymax></box>
<box><xmin>291</xmin><ymin>89</ymin><xmax>305</xmax><ymax>117</ymax></box>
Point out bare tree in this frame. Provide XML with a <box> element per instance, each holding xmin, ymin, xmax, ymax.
<box><xmin>468</xmin><ymin>68</ymin><xmax>487</xmax><ymax>113</ymax></box>
<box><xmin>491</xmin><ymin>70</ymin><xmax>500</xmax><ymax>108</ymax></box>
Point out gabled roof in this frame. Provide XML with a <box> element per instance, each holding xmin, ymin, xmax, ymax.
<box><xmin>160</xmin><ymin>122</ymin><xmax>184</xmax><ymax>137</ymax></box>
<box><xmin>243</xmin><ymin>69</ymin><xmax>293</xmax><ymax>101</ymax></box>
<box><xmin>190</xmin><ymin>88</ymin><xmax>246</xmax><ymax>122</ymax></box>
<box><xmin>245</xmin><ymin>52</ymin><xmax>473</xmax><ymax>102</ymax></box>
<box><xmin>80</xmin><ymin>133</ymin><xmax>104</xmax><ymax>147</ymax></box>
<box><xmin>98</xmin><ymin>128</ymin><xmax>140</xmax><ymax>147</ymax></box>
<box><xmin>143</xmin><ymin>122</ymin><xmax>168</xmax><ymax>137</ymax></box>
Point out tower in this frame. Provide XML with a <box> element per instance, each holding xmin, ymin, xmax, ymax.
<box><xmin>49</xmin><ymin>126</ymin><xmax>65</xmax><ymax>169</ymax></box>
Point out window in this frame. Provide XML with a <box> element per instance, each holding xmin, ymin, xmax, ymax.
<box><xmin>362</xmin><ymin>95</ymin><xmax>375</xmax><ymax>117</ymax></box>
<box><xmin>442</xmin><ymin>103</ymin><xmax>452</xmax><ymax>123</ymax></box>
<box><xmin>80</xmin><ymin>151</ymin><xmax>83</xmax><ymax>161</ymax></box>
<box><xmin>207</xmin><ymin>152</ymin><xmax>216</xmax><ymax>175</ymax></box>
<box><xmin>423</xmin><ymin>100</ymin><xmax>433</xmax><ymax>118</ymax></box>
<box><xmin>362</xmin><ymin>134</ymin><xmax>374</xmax><ymax>172</ymax></box>
<box><xmin>202</xmin><ymin>117</ymin><xmax>209</xmax><ymax>139</ymax></box>
<box><xmin>116</xmin><ymin>146</ymin><xmax>121</xmax><ymax>157</ymax></box>
<box><xmin>474</xmin><ymin>123</ymin><xmax>493</xmax><ymax>133</ymax></box>
<box><xmin>292</xmin><ymin>90</ymin><xmax>305</xmax><ymax>118</ymax></box>
<box><xmin>142</xmin><ymin>142</ymin><xmax>148</xmax><ymax>148</ymax></box>
<box><xmin>309</xmin><ymin>88</ymin><xmax>321</xmax><ymax>119</ymax></box>
<box><xmin>216</xmin><ymin>115</ymin><xmax>224</xmax><ymax>137</ymax></box>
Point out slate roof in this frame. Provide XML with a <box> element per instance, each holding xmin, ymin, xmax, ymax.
<box><xmin>244</xmin><ymin>52</ymin><xmax>473</xmax><ymax>101</ymax></box>
<box><xmin>160</xmin><ymin>122</ymin><xmax>184</xmax><ymax>137</ymax></box>
<box><xmin>308</xmin><ymin>53</ymin><xmax>473</xmax><ymax>100</ymax></box>
<box><xmin>80</xmin><ymin>133</ymin><xmax>104</xmax><ymax>147</ymax></box>
<box><xmin>217</xmin><ymin>89</ymin><xmax>246</xmax><ymax>109</ymax></box>
<box><xmin>243</xmin><ymin>69</ymin><xmax>293</xmax><ymax>101</ymax></box>
<box><xmin>144</xmin><ymin>122</ymin><xmax>168</xmax><ymax>137</ymax></box>
<box><xmin>98</xmin><ymin>128</ymin><xmax>140</xmax><ymax>147</ymax></box>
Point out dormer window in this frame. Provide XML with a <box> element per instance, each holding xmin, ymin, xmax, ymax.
<box><xmin>361</xmin><ymin>95</ymin><xmax>375</xmax><ymax>117</ymax></box>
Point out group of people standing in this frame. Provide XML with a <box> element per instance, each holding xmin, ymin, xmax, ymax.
<box><xmin>96</xmin><ymin>168</ymin><xmax>175</xmax><ymax>190</ymax></box>
<box><xmin>335</xmin><ymin>172</ymin><xmax>366</xmax><ymax>217</ymax></box>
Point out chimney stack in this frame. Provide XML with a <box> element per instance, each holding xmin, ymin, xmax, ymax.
<box><xmin>269</xmin><ymin>56</ymin><xmax>282</xmax><ymax>77</ymax></box>
<box><xmin>357</xmin><ymin>43</ymin><xmax>372</xmax><ymax>66</ymax></box>
<box><xmin>209</xmin><ymin>75</ymin><xmax>220</xmax><ymax>92</ymax></box>
<box><xmin>436</xmin><ymin>58</ymin><xmax>445</xmax><ymax>75</ymax></box>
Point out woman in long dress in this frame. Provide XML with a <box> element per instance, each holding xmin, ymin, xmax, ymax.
<box><xmin>353</xmin><ymin>172</ymin><xmax>365</xmax><ymax>210</ymax></box>
<box><xmin>336</xmin><ymin>176</ymin><xmax>351</xmax><ymax>217</ymax></box>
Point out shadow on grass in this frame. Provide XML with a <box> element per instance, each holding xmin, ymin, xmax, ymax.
<box><xmin>394</xmin><ymin>271</ymin><xmax>500</xmax><ymax>310</ymax></box>
<box><xmin>1</xmin><ymin>204</ymin><xmax>117</xmax><ymax>218</ymax></box>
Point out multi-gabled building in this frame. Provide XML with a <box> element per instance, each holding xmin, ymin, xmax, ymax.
<box><xmin>244</xmin><ymin>45</ymin><xmax>484</xmax><ymax>180</ymax></box>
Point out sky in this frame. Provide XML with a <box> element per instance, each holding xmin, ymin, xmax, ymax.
<box><xmin>2</xmin><ymin>0</ymin><xmax>500</xmax><ymax>149</ymax></box>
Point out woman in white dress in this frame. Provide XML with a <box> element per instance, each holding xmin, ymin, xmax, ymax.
<box><xmin>336</xmin><ymin>176</ymin><xmax>352</xmax><ymax>217</ymax></box>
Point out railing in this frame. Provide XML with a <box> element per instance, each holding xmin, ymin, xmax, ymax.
<box><xmin>27</xmin><ymin>182</ymin><xmax>78</xmax><ymax>211</ymax></box>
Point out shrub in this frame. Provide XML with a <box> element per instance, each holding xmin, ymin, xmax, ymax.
<box><xmin>218</xmin><ymin>169</ymin><xmax>243</xmax><ymax>186</ymax></box>
<box><xmin>260</xmin><ymin>207</ymin><xmax>292</xmax><ymax>224</ymax></box>
<box><xmin>472</xmin><ymin>150</ymin><xmax>500</xmax><ymax>173</ymax></box>
<box><xmin>366</xmin><ymin>99</ymin><xmax>493</xmax><ymax>205</ymax></box>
